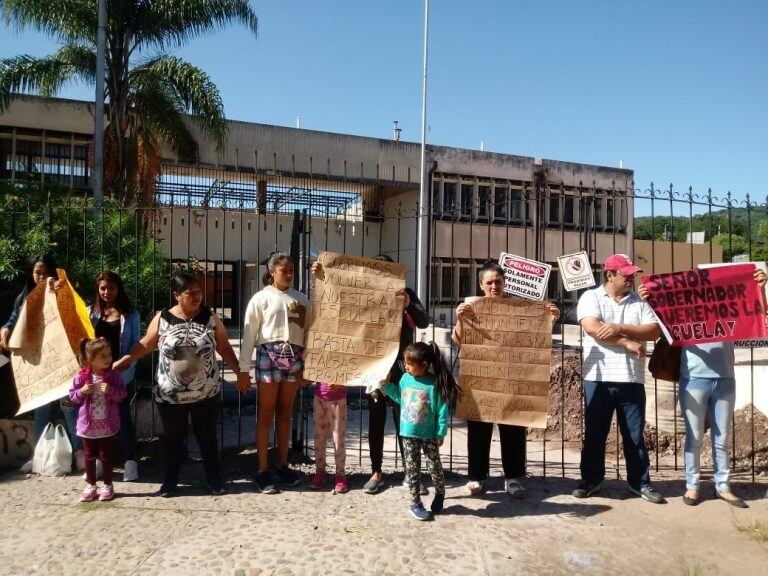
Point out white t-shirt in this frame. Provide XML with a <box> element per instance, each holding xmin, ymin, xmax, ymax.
<box><xmin>239</xmin><ymin>286</ymin><xmax>309</xmax><ymax>373</ymax></box>
<box><xmin>577</xmin><ymin>286</ymin><xmax>657</xmax><ymax>384</ymax></box>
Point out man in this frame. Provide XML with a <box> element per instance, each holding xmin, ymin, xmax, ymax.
<box><xmin>573</xmin><ymin>253</ymin><xmax>664</xmax><ymax>504</ymax></box>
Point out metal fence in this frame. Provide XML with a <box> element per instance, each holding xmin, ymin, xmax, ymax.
<box><xmin>1</xmin><ymin>172</ymin><xmax>766</xmax><ymax>482</ymax></box>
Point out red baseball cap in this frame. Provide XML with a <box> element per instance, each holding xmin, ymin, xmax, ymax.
<box><xmin>604</xmin><ymin>253</ymin><xmax>642</xmax><ymax>276</ymax></box>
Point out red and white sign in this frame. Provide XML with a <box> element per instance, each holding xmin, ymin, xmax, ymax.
<box><xmin>498</xmin><ymin>252</ymin><xmax>551</xmax><ymax>301</ymax></box>
<box><xmin>557</xmin><ymin>251</ymin><xmax>595</xmax><ymax>291</ymax></box>
<box><xmin>642</xmin><ymin>263</ymin><xmax>767</xmax><ymax>346</ymax></box>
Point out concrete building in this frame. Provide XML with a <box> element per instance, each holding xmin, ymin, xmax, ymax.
<box><xmin>1</xmin><ymin>95</ymin><xmax>633</xmax><ymax>325</ymax></box>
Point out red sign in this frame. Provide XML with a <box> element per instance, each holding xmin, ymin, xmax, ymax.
<box><xmin>642</xmin><ymin>264</ymin><xmax>767</xmax><ymax>346</ymax></box>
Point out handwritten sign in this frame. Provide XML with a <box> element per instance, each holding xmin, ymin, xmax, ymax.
<box><xmin>456</xmin><ymin>297</ymin><xmax>553</xmax><ymax>428</ymax></box>
<box><xmin>498</xmin><ymin>252</ymin><xmax>551</xmax><ymax>301</ymax></box>
<box><xmin>303</xmin><ymin>251</ymin><xmax>405</xmax><ymax>386</ymax></box>
<box><xmin>8</xmin><ymin>280</ymin><xmax>87</xmax><ymax>415</ymax></box>
<box><xmin>642</xmin><ymin>263</ymin><xmax>767</xmax><ymax>346</ymax></box>
<box><xmin>557</xmin><ymin>250</ymin><xmax>596</xmax><ymax>291</ymax></box>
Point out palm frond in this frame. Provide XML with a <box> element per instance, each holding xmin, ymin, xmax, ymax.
<box><xmin>133</xmin><ymin>78</ymin><xmax>198</xmax><ymax>161</ymax></box>
<box><xmin>132</xmin><ymin>55</ymin><xmax>227</xmax><ymax>151</ymax></box>
<box><xmin>135</xmin><ymin>0</ymin><xmax>257</xmax><ymax>50</ymax></box>
<box><xmin>0</xmin><ymin>0</ymin><xmax>96</xmax><ymax>44</ymax></box>
<box><xmin>0</xmin><ymin>48</ymin><xmax>93</xmax><ymax>112</ymax></box>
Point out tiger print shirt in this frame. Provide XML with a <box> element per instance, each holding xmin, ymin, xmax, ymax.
<box><xmin>155</xmin><ymin>308</ymin><xmax>219</xmax><ymax>404</ymax></box>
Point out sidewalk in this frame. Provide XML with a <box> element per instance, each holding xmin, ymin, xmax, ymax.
<box><xmin>0</xmin><ymin>443</ymin><xmax>766</xmax><ymax>576</ymax></box>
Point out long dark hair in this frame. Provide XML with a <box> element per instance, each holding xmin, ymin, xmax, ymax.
<box><xmin>404</xmin><ymin>341</ymin><xmax>459</xmax><ymax>403</ymax></box>
<box><xmin>14</xmin><ymin>254</ymin><xmax>58</xmax><ymax>308</ymax></box>
<box><xmin>94</xmin><ymin>271</ymin><xmax>134</xmax><ymax>315</ymax></box>
<box><xmin>262</xmin><ymin>251</ymin><xmax>291</xmax><ymax>286</ymax></box>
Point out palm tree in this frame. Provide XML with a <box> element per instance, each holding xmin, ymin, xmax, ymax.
<box><xmin>0</xmin><ymin>0</ymin><xmax>258</xmax><ymax>205</ymax></box>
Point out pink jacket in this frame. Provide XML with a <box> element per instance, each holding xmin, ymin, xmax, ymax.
<box><xmin>69</xmin><ymin>367</ymin><xmax>127</xmax><ymax>436</ymax></box>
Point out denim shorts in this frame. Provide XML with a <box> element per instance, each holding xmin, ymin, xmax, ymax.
<box><xmin>257</xmin><ymin>343</ymin><xmax>304</xmax><ymax>384</ymax></box>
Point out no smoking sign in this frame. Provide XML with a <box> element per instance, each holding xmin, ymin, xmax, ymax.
<box><xmin>557</xmin><ymin>251</ymin><xmax>596</xmax><ymax>292</ymax></box>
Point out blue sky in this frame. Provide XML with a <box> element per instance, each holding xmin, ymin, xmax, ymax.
<box><xmin>1</xmin><ymin>0</ymin><xmax>766</xmax><ymax>206</ymax></box>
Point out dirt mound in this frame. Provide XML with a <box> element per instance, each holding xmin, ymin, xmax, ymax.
<box><xmin>530</xmin><ymin>349</ymin><xmax>583</xmax><ymax>442</ymax></box>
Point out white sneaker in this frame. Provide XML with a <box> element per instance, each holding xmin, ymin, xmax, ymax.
<box><xmin>123</xmin><ymin>460</ymin><xmax>139</xmax><ymax>482</ymax></box>
<box><xmin>81</xmin><ymin>459</ymin><xmax>103</xmax><ymax>481</ymax></box>
<box><xmin>20</xmin><ymin>459</ymin><xmax>33</xmax><ymax>473</ymax></box>
<box><xmin>505</xmin><ymin>478</ymin><xmax>527</xmax><ymax>500</ymax></box>
<box><xmin>74</xmin><ymin>450</ymin><xmax>85</xmax><ymax>472</ymax></box>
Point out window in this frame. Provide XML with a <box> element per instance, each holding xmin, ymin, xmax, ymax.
<box><xmin>443</xmin><ymin>182</ymin><xmax>456</xmax><ymax>215</ymax></box>
<box><xmin>563</xmin><ymin>196</ymin><xmax>575</xmax><ymax>226</ymax></box>
<box><xmin>548</xmin><ymin>194</ymin><xmax>560</xmax><ymax>223</ymax></box>
<box><xmin>432</xmin><ymin>180</ymin><xmax>441</xmax><ymax>212</ymax></box>
<box><xmin>478</xmin><ymin>185</ymin><xmax>491</xmax><ymax>219</ymax></box>
<box><xmin>441</xmin><ymin>265</ymin><xmax>454</xmax><ymax>300</ymax></box>
<box><xmin>606</xmin><ymin>198</ymin><xmax>614</xmax><ymax>231</ymax></box>
<box><xmin>510</xmin><ymin>189</ymin><xmax>523</xmax><ymax>221</ymax></box>
<box><xmin>593</xmin><ymin>198</ymin><xmax>602</xmax><ymax>229</ymax></box>
<box><xmin>494</xmin><ymin>186</ymin><xmax>507</xmax><ymax>220</ymax></box>
<box><xmin>461</xmin><ymin>183</ymin><xmax>473</xmax><ymax>218</ymax></box>
<box><xmin>459</xmin><ymin>266</ymin><xmax>473</xmax><ymax>298</ymax></box>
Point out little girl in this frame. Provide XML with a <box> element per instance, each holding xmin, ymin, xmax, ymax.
<box><xmin>70</xmin><ymin>338</ymin><xmax>127</xmax><ymax>502</ymax></box>
<box><xmin>384</xmin><ymin>341</ymin><xmax>458</xmax><ymax>521</ymax></box>
<box><xmin>309</xmin><ymin>382</ymin><xmax>348</xmax><ymax>494</ymax></box>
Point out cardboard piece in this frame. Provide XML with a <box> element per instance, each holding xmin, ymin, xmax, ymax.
<box><xmin>303</xmin><ymin>251</ymin><xmax>406</xmax><ymax>387</ymax></box>
<box><xmin>456</xmin><ymin>297</ymin><xmax>553</xmax><ymax>428</ymax></box>
<box><xmin>498</xmin><ymin>252</ymin><xmax>551</xmax><ymax>301</ymax></box>
<box><xmin>642</xmin><ymin>263</ymin><xmax>767</xmax><ymax>346</ymax></box>
<box><xmin>8</xmin><ymin>277</ymin><xmax>90</xmax><ymax>415</ymax></box>
<box><xmin>557</xmin><ymin>250</ymin><xmax>596</xmax><ymax>291</ymax></box>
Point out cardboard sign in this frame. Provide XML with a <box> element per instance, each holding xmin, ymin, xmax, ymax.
<box><xmin>456</xmin><ymin>297</ymin><xmax>553</xmax><ymax>428</ymax></box>
<box><xmin>498</xmin><ymin>253</ymin><xmax>552</xmax><ymax>301</ymax></box>
<box><xmin>303</xmin><ymin>251</ymin><xmax>406</xmax><ymax>387</ymax></box>
<box><xmin>642</xmin><ymin>263</ymin><xmax>767</xmax><ymax>346</ymax></box>
<box><xmin>8</xmin><ymin>280</ymin><xmax>86</xmax><ymax>415</ymax></box>
<box><xmin>557</xmin><ymin>251</ymin><xmax>596</xmax><ymax>291</ymax></box>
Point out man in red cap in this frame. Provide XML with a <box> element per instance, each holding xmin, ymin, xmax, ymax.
<box><xmin>573</xmin><ymin>253</ymin><xmax>664</xmax><ymax>504</ymax></box>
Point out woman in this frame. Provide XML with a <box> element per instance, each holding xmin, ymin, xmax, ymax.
<box><xmin>0</xmin><ymin>255</ymin><xmax>82</xmax><ymax>471</ymax></box>
<box><xmin>113</xmin><ymin>270</ymin><xmax>244</xmax><ymax>496</ymax></box>
<box><xmin>638</xmin><ymin>268</ymin><xmax>767</xmax><ymax>508</ymax></box>
<box><xmin>453</xmin><ymin>261</ymin><xmax>559</xmax><ymax>499</ymax></box>
<box><xmin>88</xmin><ymin>271</ymin><xmax>141</xmax><ymax>481</ymax></box>
<box><xmin>238</xmin><ymin>252</ymin><xmax>308</xmax><ymax>494</ymax></box>
<box><xmin>310</xmin><ymin>254</ymin><xmax>431</xmax><ymax>495</ymax></box>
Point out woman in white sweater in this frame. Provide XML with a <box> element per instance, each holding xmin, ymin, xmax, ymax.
<box><xmin>239</xmin><ymin>252</ymin><xmax>309</xmax><ymax>494</ymax></box>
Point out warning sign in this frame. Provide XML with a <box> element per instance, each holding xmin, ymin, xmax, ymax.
<box><xmin>557</xmin><ymin>251</ymin><xmax>596</xmax><ymax>292</ymax></box>
<box><xmin>498</xmin><ymin>253</ymin><xmax>551</xmax><ymax>301</ymax></box>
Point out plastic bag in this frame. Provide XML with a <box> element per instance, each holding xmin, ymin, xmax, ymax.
<box><xmin>32</xmin><ymin>423</ymin><xmax>72</xmax><ymax>476</ymax></box>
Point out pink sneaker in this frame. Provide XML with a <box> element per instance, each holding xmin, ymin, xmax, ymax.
<box><xmin>80</xmin><ymin>484</ymin><xmax>98</xmax><ymax>502</ymax></box>
<box><xmin>309</xmin><ymin>470</ymin><xmax>327</xmax><ymax>490</ymax></box>
<box><xmin>98</xmin><ymin>484</ymin><xmax>115</xmax><ymax>501</ymax></box>
<box><xmin>333</xmin><ymin>475</ymin><xmax>348</xmax><ymax>494</ymax></box>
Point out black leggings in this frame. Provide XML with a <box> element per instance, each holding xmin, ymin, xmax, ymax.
<box><xmin>368</xmin><ymin>395</ymin><xmax>404</xmax><ymax>473</ymax></box>
<box><xmin>157</xmin><ymin>396</ymin><xmax>222</xmax><ymax>488</ymax></box>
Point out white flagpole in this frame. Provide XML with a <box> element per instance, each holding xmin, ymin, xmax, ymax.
<box><xmin>416</xmin><ymin>0</ymin><xmax>430</xmax><ymax>304</ymax></box>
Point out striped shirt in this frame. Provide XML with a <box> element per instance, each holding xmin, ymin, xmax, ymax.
<box><xmin>577</xmin><ymin>286</ymin><xmax>657</xmax><ymax>384</ymax></box>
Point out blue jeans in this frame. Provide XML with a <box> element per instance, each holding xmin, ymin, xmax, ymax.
<box><xmin>679</xmin><ymin>377</ymin><xmax>735</xmax><ymax>492</ymax></box>
<box><xmin>580</xmin><ymin>381</ymin><xmax>651</xmax><ymax>490</ymax></box>
<box><xmin>34</xmin><ymin>399</ymin><xmax>82</xmax><ymax>453</ymax></box>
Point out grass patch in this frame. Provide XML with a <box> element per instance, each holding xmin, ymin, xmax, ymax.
<box><xmin>736</xmin><ymin>517</ymin><xmax>768</xmax><ymax>544</ymax></box>
<box><xmin>677</xmin><ymin>555</ymin><xmax>702</xmax><ymax>576</ymax></box>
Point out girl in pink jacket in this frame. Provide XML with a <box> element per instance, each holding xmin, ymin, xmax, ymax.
<box><xmin>70</xmin><ymin>338</ymin><xmax>126</xmax><ymax>502</ymax></box>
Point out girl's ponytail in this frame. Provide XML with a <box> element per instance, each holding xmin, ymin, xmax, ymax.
<box><xmin>79</xmin><ymin>338</ymin><xmax>90</xmax><ymax>367</ymax></box>
<box><xmin>429</xmin><ymin>341</ymin><xmax>459</xmax><ymax>404</ymax></box>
